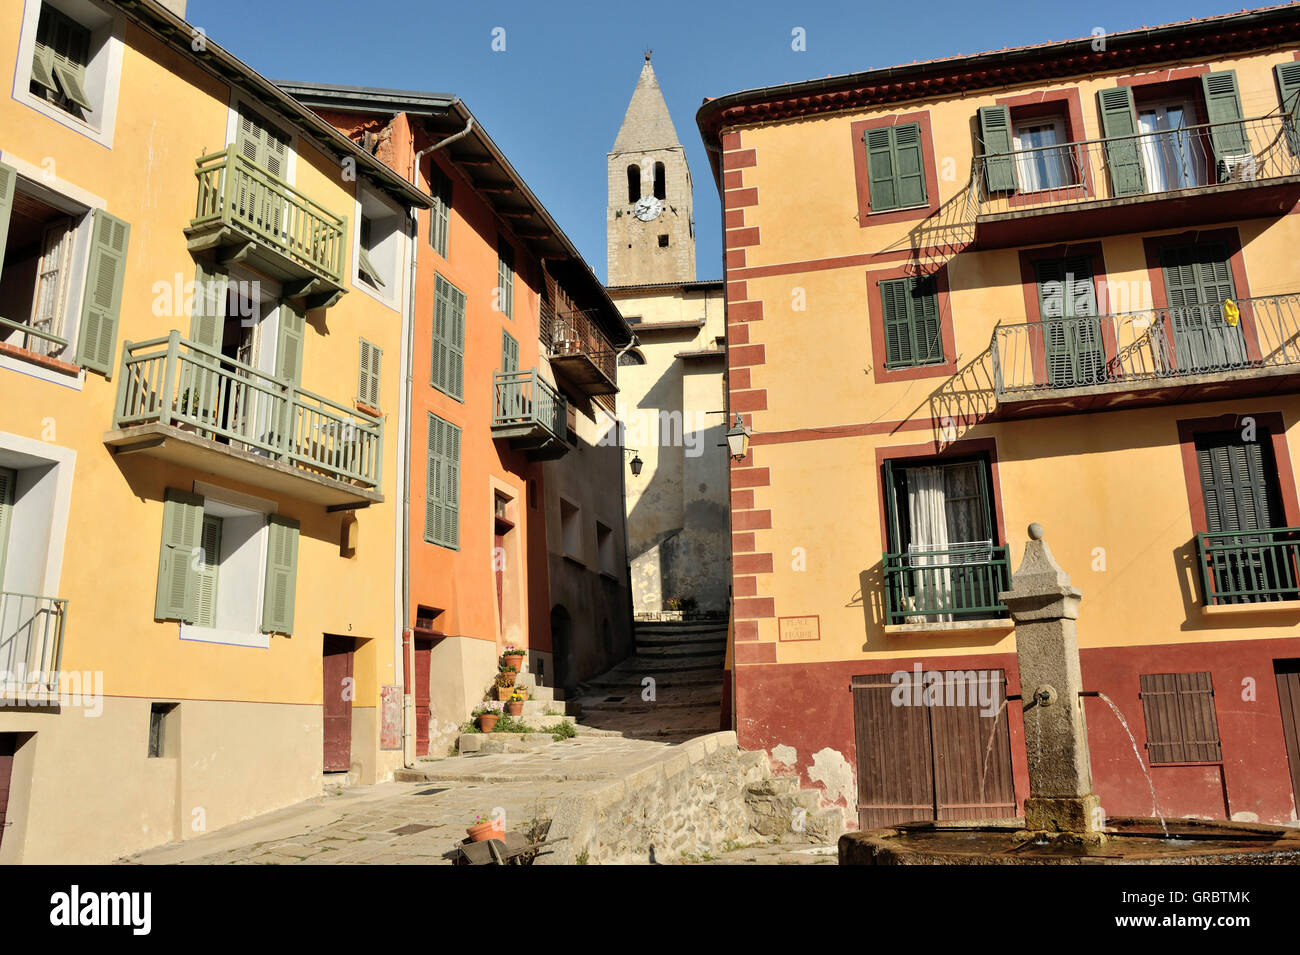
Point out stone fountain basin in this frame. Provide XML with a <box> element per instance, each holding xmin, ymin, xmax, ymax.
<box><xmin>839</xmin><ymin>817</ymin><xmax>1300</xmax><ymax>865</ymax></box>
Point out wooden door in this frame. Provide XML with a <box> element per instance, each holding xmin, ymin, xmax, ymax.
<box><xmin>413</xmin><ymin>637</ymin><xmax>432</xmax><ymax>757</ymax></box>
<box><xmin>929</xmin><ymin>671</ymin><xmax>1015</xmax><ymax>820</ymax></box>
<box><xmin>853</xmin><ymin>674</ymin><xmax>936</xmax><ymax>829</ymax></box>
<box><xmin>1161</xmin><ymin>243</ymin><xmax>1246</xmax><ymax>371</ymax></box>
<box><xmin>0</xmin><ymin>734</ymin><xmax>14</xmax><ymax>852</ymax></box>
<box><xmin>1275</xmin><ymin>660</ymin><xmax>1300</xmax><ymax>816</ymax></box>
<box><xmin>322</xmin><ymin>636</ymin><xmax>354</xmax><ymax>772</ymax></box>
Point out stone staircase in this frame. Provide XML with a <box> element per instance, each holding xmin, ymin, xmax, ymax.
<box><xmin>568</xmin><ymin>620</ymin><xmax>727</xmax><ymax>741</ymax></box>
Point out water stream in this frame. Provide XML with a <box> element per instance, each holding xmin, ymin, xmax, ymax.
<box><xmin>978</xmin><ymin>699</ymin><xmax>1009</xmax><ymax>804</ymax></box>
<box><xmin>1096</xmin><ymin>692</ymin><xmax>1167</xmax><ymax>836</ymax></box>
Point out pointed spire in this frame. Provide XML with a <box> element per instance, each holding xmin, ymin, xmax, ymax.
<box><xmin>611</xmin><ymin>55</ymin><xmax>681</xmax><ymax>153</ymax></box>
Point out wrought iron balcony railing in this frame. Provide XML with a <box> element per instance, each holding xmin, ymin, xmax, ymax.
<box><xmin>190</xmin><ymin>146</ymin><xmax>347</xmax><ymax>285</ymax></box>
<box><xmin>972</xmin><ymin>113</ymin><xmax>1300</xmax><ymax>217</ymax></box>
<box><xmin>0</xmin><ymin>592</ymin><xmax>67</xmax><ymax>694</ymax></box>
<box><xmin>114</xmin><ymin>331</ymin><xmax>382</xmax><ymax>488</ymax></box>
<box><xmin>991</xmin><ymin>294</ymin><xmax>1300</xmax><ymax>398</ymax></box>
<box><xmin>1197</xmin><ymin>527</ymin><xmax>1300</xmax><ymax>606</ymax></box>
<box><xmin>540</xmin><ymin>301</ymin><xmax>618</xmax><ymax>386</ymax></box>
<box><xmin>492</xmin><ymin>368</ymin><xmax>567</xmax><ymax>443</ymax></box>
<box><xmin>882</xmin><ymin>542</ymin><xmax>1012</xmax><ymax>625</ymax></box>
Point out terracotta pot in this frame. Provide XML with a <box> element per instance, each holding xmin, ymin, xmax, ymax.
<box><xmin>503</xmin><ymin>653</ymin><xmax>525</xmax><ymax>671</ymax></box>
<box><xmin>498</xmin><ymin>670</ymin><xmax>517</xmax><ymax>686</ymax></box>
<box><xmin>495</xmin><ymin>685</ymin><xmax>513</xmax><ymax>701</ymax></box>
<box><xmin>466</xmin><ymin>820</ymin><xmax>503</xmax><ymax>843</ymax></box>
<box><xmin>477</xmin><ymin>713</ymin><xmax>500</xmax><ymax>733</ymax></box>
<box><xmin>505</xmin><ymin>701</ymin><xmax>524</xmax><ymax>717</ymax></box>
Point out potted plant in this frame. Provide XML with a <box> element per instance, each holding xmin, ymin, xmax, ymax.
<box><xmin>505</xmin><ymin>690</ymin><xmax>526</xmax><ymax>717</ymax></box>
<box><xmin>466</xmin><ymin>813</ymin><xmax>504</xmax><ymax>843</ymax></box>
<box><xmin>494</xmin><ymin>670</ymin><xmax>516</xmax><ymax>701</ymax></box>
<box><xmin>664</xmin><ymin>595</ymin><xmax>696</xmax><ymax>621</ymax></box>
<box><xmin>474</xmin><ymin>701</ymin><xmax>503</xmax><ymax>733</ymax></box>
<box><xmin>513</xmin><ymin>684</ymin><xmax>529</xmax><ymax>702</ymax></box>
<box><xmin>502</xmin><ymin>645</ymin><xmax>525</xmax><ymax>671</ymax></box>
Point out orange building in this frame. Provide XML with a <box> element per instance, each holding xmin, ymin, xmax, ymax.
<box><xmin>699</xmin><ymin>7</ymin><xmax>1300</xmax><ymax>830</ymax></box>
<box><xmin>281</xmin><ymin>84</ymin><xmax>635</xmax><ymax>757</ymax></box>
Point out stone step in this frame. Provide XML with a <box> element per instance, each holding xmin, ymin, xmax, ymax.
<box><xmin>579</xmin><ymin>672</ymin><xmax>724</xmax><ymax>689</ymax></box>
<box><xmin>634</xmin><ymin>631</ymin><xmax>728</xmax><ymax>646</ymax></box>
<box><xmin>575</xmin><ymin>698</ymin><xmax>721</xmax><ymax>713</ymax></box>
<box><xmin>595</xmin><ymin>658</ymin><xmax>725</xmax><ymax>676</ymax></box>
<box><xmin>634</xmin><ymin>620</ymin><xmax>727</xmax><ymax>634</ymax></box>
<box><xmin>635</xmin><ymin>644</ymin><xmax>727</xmax><ymax>659</ymax></box>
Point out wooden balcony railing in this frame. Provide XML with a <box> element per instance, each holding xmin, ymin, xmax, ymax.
<box><xmin>0</xmin><ymin>592</ymin><xmax>67</xmax><ymax>693</ymax></box>
<box><xmin>540</xmin><ymin>301</ymin><xmax>617</xmax><ymax>383</ymax></box>
<box><xmin>972</xmin><ymin>112</ymin><xmax>1300</xmax><ymax>217</ymax></box>
<box><xmin>492</xmin><ymin>368</ymin><xmax>567</xmax><ymax>442</ymax></box>
<box><xmin>992</xmin><ymin>294</ymin><xmax>1300</xmax><ymax>397</ymax></box>
<box><xmin>114</xmin><ymin>331</ymin><xmax>382</xmax><ymax>488</ymax></box>
<box><xmin>883</xmin><ymin>542</ymin><xmax>1012</xmax><ymax>625</ymax></box>
<box><xmin>1197</xmin><ymin>527</ymin><xmax>1300</xmax><ymax>605</ymax></box>
<box><xmin>190</xmin><ymin>146</ymin><xmax>347</xmax><ymax>285</ymax></box>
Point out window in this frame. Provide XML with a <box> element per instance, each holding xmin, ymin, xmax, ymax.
<box><xmin>617</xmin><ymin>348</ymin><xmax>646</xmax><ymax>366</ymax></box>
<box><xmin>235</xmin><ymin>105</ymin><xmax>291</xmax><ymax>180</ymax></box>
<box><xmin>657</xmin><ymin>234</ymin><xmax>669</xmax><ymax>248</ymax></box>
<box><xmin>427</xmin><ymin>163</ymin><xmax>452</xmax><ymax>258</ymax></box>
<box><xmin>864</xmin><ymin>122</ymin><xmax>927</xmax><ymax>212</ymax></box>
<box><xmin>155</xmin><ymin>489</ymin><xmax>300</xmax><ymax>642</ymax></box>
<box><xmin>430</xmin><ymin>274</ymin><xmax>465</xmax><ymax>399</ymax></box>
<box><xmin>654</xmin><ymin>162</ymin><xmax>666</xmax><ymax>200</ymax></box>
<box><xmin>1139</xmin><ymin>673</ymin><xmax>1223</xmax><ymax>764</ymax></box>
<box><xmin>500</xmin><ymin>329</ymin><xmax>518</xmax><ymax>374</ymax></box>
<box><xmin>357</xmin><ymin>338</ymin><xmax>382</xmax><ymax>410</ymax></box>
<box><xmin>978</xmin><ymin>103</ymin><xmax>1078</xmax><ymax>194</ymax></box>
<box><xmin>627</xmin><ymin>165</ymin><xmax>640</xmax><ymax>203</ymax></box>
<box><xmin>147</xmin><ymin>703</ymin><xmax>177</xmax><ymax>758</ymax></box>
<box><xmin>354</xmin><ymin>188</ymin><xmax>401</xmax><ymax>305</ymax></box>
<box><xmin>0</xmin><ymin>161</ymin><xmax>129</xmax><ymax>377</ymax></box>
<box><xmin>1034</xmin><ymin>256</ymin><xmax>1104</xmax><ymax>388</ymax></box>
<box><xmin>880</xmin><ymin>275</ymin><xmax>942</xmax><ymax>368</ymax></box>
<box><xmin>596</xmin><ymin>521</ymin><xmax>617</xmax><ymax>577</ymax></box>
<box><xmin>19</xmin><ymin>0</ymin><xmax>123</xmax><ymax>142</ymax></box>
<box><xmin>560</xmin><ymin>498</ymin><xmax>581</xmax><ymax>560</ymax></box>
<box><xmin>1013</xmin><ymin>117</ymin><xmax>1073</xmax><ymax>192</ymax></box>
<box><xmin>358</xmin><ymin>217</ymin><xmax>380</xmax><ymax>288</ymax></box>
<box><xmin>497</xmin><ymin>238</ymin><xmax>514</xmax><ymax>319</ymax></box>
<box><xmin>425</xmin><ymin>414</ymin><xmax>460</xmax><ymax>549</ymax></box>
<box><xmin>31</xmin><ymin>4</ymin><xmax>92</xmax><ymax>116</ymax></box>
<box><xmin>1159</xmin><ymin>243</ymin><xmax>1246</xmax><ymax>372</ymax></box>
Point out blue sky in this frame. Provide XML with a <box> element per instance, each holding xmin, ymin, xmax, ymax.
<box><xmin>191</xmin><ymin>0</ymin><xmax>1245</xmax><ymax>283</ymax></box>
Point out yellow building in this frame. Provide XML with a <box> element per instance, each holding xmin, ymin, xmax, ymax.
<box><xmin>0</xmin><ymin>0</ymin><xmax>427</xmax><ymax>862</ymax></box>
<box><xmin>698</xmin><ymin>6</ymin><xmax>1300</xmax><ymax>830</ymax></box>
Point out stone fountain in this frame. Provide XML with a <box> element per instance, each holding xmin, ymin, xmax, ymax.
<box><xmin>840</xmin><ymin>524</ymin><xmax>1300</xmax><ymax>864</ymax></box>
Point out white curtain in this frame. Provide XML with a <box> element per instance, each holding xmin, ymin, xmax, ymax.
<box><xmin>1014</xmin><ymin>125</ymin><xmax>1069</xmax><ymax>192</ymax></box>
<box><xmin>906</xmin><ymin>467</ymin><xmax>951</xmax><ymax>622</ymax></box>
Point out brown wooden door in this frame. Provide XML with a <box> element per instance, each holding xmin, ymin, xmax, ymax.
<box><xmin>494</xmin><ymin>529</ymin><xmax>506</xmax><ymax>623</ymax></box>
<box><xmin>414</xmin><ymin>637</ymin><xmax>433</xmax><ymax>757</ymax></box>
<box><xmin>852</xmin><ymin>670</ymin><xmax>1015</xmax><ymax>829</ymax></box>
<box><xmin>0</xmin><ymin>734</ymin><xmax>14</xmax><ymax>852</ymax></box>
<box><xmin>1275</xmin><ymin>660</ymin><xmax>1300</xmax><ymax>814</ymax></box>
<box><xmin>322</xmin><ymin>636</ymin><xmax>354</xmax><ymax>773</ymax></box>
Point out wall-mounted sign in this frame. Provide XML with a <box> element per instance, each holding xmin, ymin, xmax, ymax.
<box><xmin>778</xmin><ymin>615</ymin><xmax>820</xmax><ymax>642</ymax></box>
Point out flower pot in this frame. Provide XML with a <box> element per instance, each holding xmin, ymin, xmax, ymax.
<box><xmin>503</xmin><ymin>653</ymin><xmax>525</xmax><ymax>671</ymax></box>
<box><xmin>477</xmin><ymin>713</ymin><xmax>500</xmax><ymax>733</ymax></box>
<box><xmin>466</xmin><ymin>820</ymin><xmax>503</xmax><ymax>843</ymax></box>
<box><xmin>514</xmin><ymin>687</ymin><xmax>529</xmax><ymax>701</ymax></box>
<box><xmin>495</xmin><ymin>685</ymin><xmax>513</xmax><ymax>701</ymax></box>
<box><xmin>505</xmin><ymin>701</ymin><xmax>524</xmax><ymax>717</ymax></box>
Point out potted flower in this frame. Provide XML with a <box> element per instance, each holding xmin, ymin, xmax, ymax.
<box><xmin>473</xmin><ymin>701</ymin><xmax>503</xmax><ymax>733</ymax></box>
<box><xmin>663</xmin><ymin>595</ymin><xmax>696</xmax><ymax>621</ymax></box>
<box><xmin>513</xmin><ymin>684</ymin><xmax>529</xmax><ymax>702</ymax></box>
<box><xmin>505</xmin><ymin>690</ymin><xmax>526</xmax><ymax>717</ymax></box>
<box><xmin>466</xmin><ymin>812</ymin><xmax>504</xmax><ymax>843</ymax></box>
<box><xmin>494</xmin><ymin>670</ymin><xmax>516</xmax><ymax>701</ymax></box>
<box><xmin>502</xmin><ymin>645</ymin><xmax>525</xmax><ymax>671</ymax></box>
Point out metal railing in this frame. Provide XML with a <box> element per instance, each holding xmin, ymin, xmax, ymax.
<box><xmin>1197</xmin><ymin>527</ymin><xmax>1300</xmax><ymax>605</ymax></box>
<box><xmin>0</xmin><ymin>314</ymin><xmax>69</xmax><ymax>358</ymax></box>
<box><xmin>114</xmin><ymin>331</ymin><xmax>382</xmax><ymax>488</ymax></box>
<box><xmin>492</xmin><ymin>368</ymin><xmax>567</xmax><ymax>442</ymax></box>
<box><xmin>539</xmin><ymin>301</ymin><xmax>618</xmax><ymax>383</ymax></box>
<box><xmin>0</xmin><ymin>593</ymin><xmax>67</xmax><ymax>693</ymax></box>
<box><xmin>992</xmin><ymin>294</ymin><xmax>1300</xmax><ymax>397</ymax></box>
<box><xmin>972</xmin><ymin>113</ymin><xmax>1300</xmax><ymax>216</ymax></box>
<box><xmin>883</xmin><ymin>543</ymin><xmax>1012</xmax><ymax>625</ymax></box>
<box><xmin>191</xmin><ymin>146</ymin><xmax>347</xmax><ymax>284</ymax></box>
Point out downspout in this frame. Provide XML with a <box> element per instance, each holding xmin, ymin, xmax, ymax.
<box><xmin>613</xmin><ymin>332</ymin><xmax>638</xmax><ymax>656</ymax></box>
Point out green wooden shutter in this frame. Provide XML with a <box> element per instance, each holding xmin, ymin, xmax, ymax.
<box><xmin>1036</xmin><ymin>257</ymin><xmax>1100</xmax><ymax>387</ymax></box>
<box><xmin>429</xmin><ymin>166</ymin><xmax>452</xmax><ymax>257</ymax></box>
<box><xmin>911</xmin><ymin>276</ymin><xmax>941</xmax><ymax>364</ymax></box>
<box><xmin>882</xmin><ymin>460</ymin><xmax>901</xmax><ymax>552</ymax></box>
<box><xmin>892</xmin><ymin>124</ymin><xmax>927</xmax><ymax>209</ymax></box>
<box><xmin>75</xmin><ymin>209</ymin><xmax>130</xmax><ymax>376</ymax></box>
<box><xmin>0</xmin><ymin>467</ymin><xmax>14</xmax><ymax>588</ymax></box>
<box><xmin>155</xmin><ymin>489</ymin><xmax>204</xmax><ymax>623</ymax></box>
<box><xmin>189</xmin><ymin>260</ymin><xmax>225</xmax><ymax>352</ymax></box>
<box><xmin>425</xmin><ymin>414</ymin><xmax>443</xmax><ymax>543</ymax></box>
<box><xmin>358</xmin><ymin>338</ymin><xmax>381</xmax><ymax>408</ymax></box>
<box><xmin>880</xmin><ymin>278</ymin><xmax>912</xmax><ymax>366</ymax></box>
<box><xmin>260</xmin><ymin>514</ymin><xmax>299</xmax><ymax>634</ymax></box>
<box><xmin>431</xmin><ymin>275</ymin><xmax>449</xmax><ymax>390</ymax></box>
<box><xmin>1276</xmin><ymin>62</ymin><xmax>1300</xmax><ymax>155</ymax></box>
<box><xmin>1098</xmin><ymin>87</ymin><xmax>1146</xmax><ymax>196</ymax></box>
<box><xmin>237</xmin><ymin>108</ymin><xmax>290</xmax><ymax>179</ymax></box>
<box><xmin>0</xmin><ymin>162</ymin><xmax>16</xmax><ymax>287</ymax></box>
<box><xmin>276</xmin><ymin>300</ymin><xmax>305</xmax><ymax>384</ymax></box>
<box><xmin>497</xmin><ymin>240</ymin><xmax>514</xmax><ymax>319</ymax></box>
<box><xmin>195</xmin><ymin>515</ymin><xmax>222</xmax><ymax>628</ymax></box>
<box><xmin>865</xmin><ymin>128</ymin><xmax>898</xmax><ymax>211</ymax></box>
<box><xmin>1201</xmin><ymin>70</ymin><xmax>1249</xmax><ymax>177</ymax></box>
<box><xmin>1197</xmin><ymin>435</ymin><xmax>1271</xmax><ymax>534</ymax></box>
<box><xmin>444</xmin><ymin>420</ymin><xmax>461</xmax><ymax>548</ymax></box>
<box><xmin>978</xmin><ymin>105</ymin><xmax>1017</xmax><ymax>192</ymax></box>
<box><xmin>448</xmin><ymin>282</ymin><xmax>466</xmax><ymax>400</ymax></box>
<box><xmin>501</xmin><ymin>329</ymin><xmax>519</xmax><ymax>374</ymax></box>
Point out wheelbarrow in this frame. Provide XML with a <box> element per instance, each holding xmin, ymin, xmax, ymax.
<box><xmin>452</xmin><ymin>828</ymin><xmax>554</xmax><ymax>865</ymax></box>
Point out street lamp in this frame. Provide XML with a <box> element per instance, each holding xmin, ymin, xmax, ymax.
<box><xmin>624</xmin><ymin>448</ymin><xmax>643</xmax><ymax>476</ymax></box>
<box><xmin>725</xmin><ymin>413</ymin><xmax>751</xmax><ymax>461</ymax></box>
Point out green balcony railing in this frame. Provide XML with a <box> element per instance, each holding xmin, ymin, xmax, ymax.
<box><xmin>114</xmin><ymin>331</ymin><xmax>382</xmax><ymax>489</ymax></box>
<box><xmin>190</xmin><ymin>146</ymin><xmax>347</xmax><ymax>285</ymax></box>
<box><xmin>1196</xmin><ymin>527</ymin><xmax>1300</xmax><ymax>606</ymax></box>
<box><xmin>0</xmin><ymin>592</ymin><xmax>67</xmax><ymax>694</ymax></box>
<box><xmin>883</xmin><ymin>543</ymin><xmax>1012</xmax><ymax>625</ymax></box>
<box><xmin>492</xmin><ymin>368</ymin><xmax>567</xmax><ymax>442</ymax></box>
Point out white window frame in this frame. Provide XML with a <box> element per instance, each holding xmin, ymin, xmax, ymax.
<box><xmin>11</xmin><ymin>0</ymin><xmax>124</xmax><ymax>148</ymax></box>
<box><xmin>352</xmin><ymin>184</ymin><xmax>404</xmax><ymax>311</ymax></box>
<box><xmin>1011</xmin><ymin>114</ymin><xmax>1072</xmax><ymax>194</ymax></box>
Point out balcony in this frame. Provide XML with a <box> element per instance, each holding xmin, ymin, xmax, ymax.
<box><xmin>104</xmin><ymin>331</ymin><xmax>382</xmax><ymax>507</ymax></box>
<box><xmin>971</xmin><ymin>114</ymin><xmax>1300</xmax><ymax>248</ymax></box>
<box><xmin>0</xmin><ymin>592</ymin><xmax>67</xmax><ymax>697</ymax></box>
<box><xmin>991</xmin><ymin>294</ymin><xmax>1300</xmax><ymax>417</ymax></box>
<box><xmin>882</xmin><ymin>542</ymin><xmax>1012</xmax><ymax>629</ymax></box>
<box><xmin>540</xmin><ymin>302</ymin><xmax>618</xmax><ymax>396</ymax></box>
<box><xmin>184</xmin><ymin>146</ymin><xmax>348</xmax><ymax>307</ymax></box>
<box><xmin>491</xmin><ymin>368</ymin><xmax>569</xmax><ymax>460</ymax></box>
<box><xmin>1197</xmin><ymin>528</ymin><xmax>1300</xmax><ymax>609</ymax></box>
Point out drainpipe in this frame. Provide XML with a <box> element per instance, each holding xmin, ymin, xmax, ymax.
<box><xmin>613</xmin><ymin>333</ymin><xmax>639</xmax><ymax>656</ymax></box>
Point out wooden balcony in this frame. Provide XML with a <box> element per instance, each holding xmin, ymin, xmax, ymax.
<box><xmin>104</xmin><ymin>331</ymin><xmax>382</xmax><ymax>507</ymax></box>
<box><xmin>184</xmin><ymin>146</ymin><xmax>348</xmax><ymax>308</ymax></box>
<box><xmin>991</xmin><ymin>294</ymin><xmax>1300</xmax><ymax>418</ymax></box>
<box><xmin>882</xmin><ymin>543</ymin><xmax>1012</xmax><ymax>627</ymax></box>
<box><xmin>491</xmin><ymin>368</ymin><xmax>569</xmax><ymax>460</ymax></box>
<box><xmin>970</xmin><ymin>114</ymin><xmax>1300</xmax><ymax>248</ymax></box>
<box><xmin>540</xmin><ymin>302</ymin><xmax>618</xmax><ymax>396</ymax></box>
